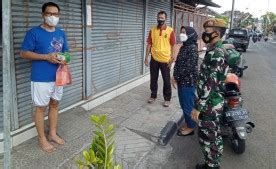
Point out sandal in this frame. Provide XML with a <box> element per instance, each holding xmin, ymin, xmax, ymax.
<box><xmin>178</xmin><ymin>124</ymin><xmax>188</xmax><ymax>132</ymax></box>
<box><xmin>176</xmin><ymin>129</ymin><xmax>194</xmax><ymax>137</ymax></box>
<box><xmin>147</xmin><ymin>98</ymin><xmax>156</xmax><ymax>104</ymax></box>
<box><xmin>163</xmin><ymin>101</ymin><xmax>170</xmax><ymax>107</ymax></box>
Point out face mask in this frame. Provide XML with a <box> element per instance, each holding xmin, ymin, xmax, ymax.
<box><xmin>157</xmin><ymin>19</ymin><xmax>165</xmax><ymax>27</ymax></box>
<box><xmin>202</xmin><ymin>31</ymin><xmax>218</xmax><ymax>44</ymax></box>
<box><xmin>179</xmin><ymin>33</ymin><xmax>188</xmax><ymax>42</ymax></box>
<box><xmin>45</xmin><ymin>16</ymin><xmax>59</xmax><ymax>26</ymax></box>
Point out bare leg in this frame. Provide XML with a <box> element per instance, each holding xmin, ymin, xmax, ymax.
<box><xmin>48</xmin><ymin>99</ymin><xmax>65</xmax><ymax>145</ymax></box>
<box><xmin>34</xmin><ymin>106</ymin><xmax>56</xmax><ymax>153</ymax></box>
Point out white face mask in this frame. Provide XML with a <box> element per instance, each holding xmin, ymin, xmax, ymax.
<box><xmin>45</xmin><ymin>16</ymin><xmax>59</xmax><ymax>26</ymax></box>
<box><xmin>179</xmin><ymin>33</ymin><xmax>188</xmax><ymax>42</ymax></box>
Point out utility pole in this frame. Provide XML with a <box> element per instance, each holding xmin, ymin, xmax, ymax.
<box><xmin>230</xmin><ymin>0</ymin><xmax>235</xmax><ymax>30</ymax></box>
<box><xmin>2</xmin><ymin>0</ymin><xmax>12</xmax><ymax>168</ymax></box>
<box><xmin>266</xmin><ymin>0</ymin><xmax>270</xmax><ymax>35</ymax></box>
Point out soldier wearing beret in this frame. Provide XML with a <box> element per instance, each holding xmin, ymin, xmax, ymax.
<box><xmin>191</xmin><ymin>18</ymin><xmax>229</xmax><ymax>169</ymax></box>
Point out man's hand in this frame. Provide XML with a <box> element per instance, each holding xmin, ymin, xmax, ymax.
<box><xmin>60</xmin><ymin>60</ymin><xmax>67</xmax><ymax>65</ymax></box>
<box><xmin>45</xmin><ymin>53</ymin><xmax>61</xmax><ymax>64</ymax></box>
<box><xmin>171</xmin><ymin>77</ymin><xmax>177</xmax><ymax>89</ymax></box>
<box><xmin>144</xmin><ymin>57</ymin><xmax>149</xmax><ymax>67</ymax></box>
<box><xmin>191</xmin><ymin>108</ymin><xmax>200</xmax><ymax>122</ymax></box>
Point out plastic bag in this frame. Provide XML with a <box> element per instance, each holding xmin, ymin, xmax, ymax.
<box><xmin>55</xmin><ymin>65</ymin><xmax>72</xmax><ymax>86</ymax></box>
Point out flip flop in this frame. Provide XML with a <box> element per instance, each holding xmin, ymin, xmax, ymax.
<box><xmin>176</xmin><ymin>130</ymin><xmax>194</xmax><ymax>137</ymax></box>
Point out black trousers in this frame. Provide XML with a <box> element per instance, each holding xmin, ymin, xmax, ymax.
<box><xmin>150</xmin><ymin>57</ymin><xmax>171</xmax><ymax>101</ymax></box>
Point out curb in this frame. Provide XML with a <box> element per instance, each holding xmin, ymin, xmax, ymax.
<box><xmin>158</xmin><ymin>112</ymin><xmax>184</xmax><ymax>146</ymax></box>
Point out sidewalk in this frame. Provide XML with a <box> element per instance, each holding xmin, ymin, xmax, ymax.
<box><xmin>4</xmin><ymin>80</ymin><xmax>183</xmax><ymax>169</ymax></box>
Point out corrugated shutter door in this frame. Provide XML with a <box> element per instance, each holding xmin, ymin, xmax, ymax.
<box><xmin>11</xmin><ymin>0</ymin><xmax>83</xmax><ymax>127</ymax></box>
<box><xmin>90</xmin><ymin>0</ymin><xmax>144</xmax><ymax>94</ymax></box>
<box><xmin>175</xmin><ymin>10</ymin><xmax>183</xmax><ymax>43</ymax></box>
<box><xmin>0</xmin><ymin>47</ymin><xmax>3</xmax><ymax>131</ymax></box>
<box><xmin>183</xmin><ymin>12</ymin><xmax>189</xmax><ymax>26</ymax></box>
<box><xmin>146</xmin><ymin>0</ymin><xmax>172</xmax><ymax>72</ymax></box>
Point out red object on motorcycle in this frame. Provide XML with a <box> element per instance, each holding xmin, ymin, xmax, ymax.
<box><xmin>228</xmin><ymin>97</ymin><xmax>240</xmax><ymax>108</ymax></box>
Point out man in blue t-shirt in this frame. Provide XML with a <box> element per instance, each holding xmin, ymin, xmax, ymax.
<box><xmin>20</xmin><ymin>2</ymin><xmax>69</xmax><ymax>153</ymax></box>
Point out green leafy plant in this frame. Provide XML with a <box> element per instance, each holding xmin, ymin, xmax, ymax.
<box><xmin>75</xmin><ymin>115</ymin><xmax>121</xmax><ymax>169</ymax></box>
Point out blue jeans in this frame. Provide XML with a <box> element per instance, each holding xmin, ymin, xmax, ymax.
<box><xmin>177</xmin><ymin>85</ymin><xmax>196</xmax><ymax>129</ymax></box>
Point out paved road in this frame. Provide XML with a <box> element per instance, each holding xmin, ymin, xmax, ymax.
<box><xmin>163</xmin><ymin>40</ymin><xmax>276</xmax><ymax>169</ymax></box>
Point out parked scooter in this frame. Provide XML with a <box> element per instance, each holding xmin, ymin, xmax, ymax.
<box><xmin>223</xmin><ymin>39</ymin><xmax>248</xmax><ymax>77</ymax></box>
<box><xmin>264</xmin><ymin>36</ymin><xmax>268</xmax><ymax>42</ymax></box>
<box><xmin>222</xmin><ymin>73</ymin><xmax>255</xmax><ymax>154</ymax></box>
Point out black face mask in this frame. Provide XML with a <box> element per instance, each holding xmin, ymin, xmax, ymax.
<box><xmin>157</xmin><ymin>19</ymin><xmax>165</xmax><ymax>27</ymax></box>
<box><xmin>202</xmin><ymin>31</ymin><xmax>218</xmax><ymax>44</ymax></box>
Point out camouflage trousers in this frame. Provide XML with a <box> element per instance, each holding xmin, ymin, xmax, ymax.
<box><xmin>198</xmin><ymin>102</ymin><xmax>224</xmax><ymax>168</ymax></box>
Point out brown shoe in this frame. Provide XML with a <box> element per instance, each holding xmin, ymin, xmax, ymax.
<box><xmin>148</xmin><ymin>98</ymin><xmax>156</xmax><ymax>104</ymax></box>
<box><xmin>163</xmin><ymin>101</ymin><xmax>170</xmax><ymax>107</ymax></box>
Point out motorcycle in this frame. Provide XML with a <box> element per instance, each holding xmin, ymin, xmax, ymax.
<box><xmin>264</xmin><ymin>36</ymin><xmax>268</xmax><ymax>42</ymax></box>
<box><xmin>222</xmin><ymin>73</ymin><xmax>255</xmax><ymax>154</ymax></box>
<box><xmin>252</xmin><ymin>36</ymin><xmax>258</xmax><ymax>43</ymax></box>
<box><xmin>223</xmin><ymin>40</ymin><xmax>248</xmax><ymax>77</ymax></box>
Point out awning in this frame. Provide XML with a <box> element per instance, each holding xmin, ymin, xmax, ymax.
<box><xmin>178</xmin><ymin>0</ymin><xmax>221</xmax><ymax>8</ymax></box>
<box><xmin>199</xmin><ymin>0</ymin><xmax>221</xmax><ymax>7</ymax></box>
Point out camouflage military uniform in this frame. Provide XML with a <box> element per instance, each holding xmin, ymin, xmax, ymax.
<box><xmin>195</xmin><ymin>40</ymin><xmax>229</xmax><ymax>168</ymax></box>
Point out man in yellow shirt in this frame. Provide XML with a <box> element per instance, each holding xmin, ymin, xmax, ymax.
<box><xmin>144</xmin><ymin>11</ymin><xmax>176</xmax><ymax>107</ymax></box>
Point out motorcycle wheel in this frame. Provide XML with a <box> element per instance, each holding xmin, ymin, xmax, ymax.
<box><xmin>231</xmin><ymin>135</ymin><xmax>246</xmax><ymax>154</ymax></box>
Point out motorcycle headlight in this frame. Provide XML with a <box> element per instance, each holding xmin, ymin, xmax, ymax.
<box><xmin>239</xmin><ymin>131</ymin><xmax>246</xmax><ymax>137</ymax></box>
<box><xmin>236</xmin><ymin>127</ymin><xmax>247</xmax><ymax>139</ymax></box>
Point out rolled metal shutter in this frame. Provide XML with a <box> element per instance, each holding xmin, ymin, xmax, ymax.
<box><xmin>90</xmin><ymin>0</ymin><xmax>144</xmax><ymax>94</ymax></box>
<box><xmin>0</xmin><ymin>47</ymin><xmax>2</xmax><ymax>131</ymax></box>
<box><xmin>183</xmin><ymin>12</ymin><xmax>189</xmax><ymax>26</ymax></box>
<box><xmin>175</xmin><ymin>10</ymin><xmax>183</xmax><ymax>43</ymax></box>
<box><xmin>146</xmin><ymin>0</ymin><xmax>172</xmax><ymax>72</ymax></box>
<box><xmin>11</xmin><ymin>0</ymin><xmax>83</xmax><ymax>127</ymax></box>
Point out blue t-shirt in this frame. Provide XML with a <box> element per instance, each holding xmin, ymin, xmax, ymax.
<box><xmin>21</xmin><ymin>26</ymin><xmax>69</xmax><ymax>82</ymax></box>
